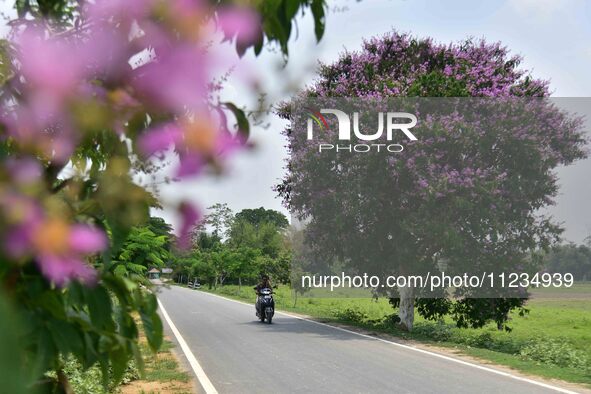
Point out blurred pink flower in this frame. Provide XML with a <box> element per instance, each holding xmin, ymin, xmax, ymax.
<box><xmin>176</xmin><ymin>153</ymin><xmax>205</xmax><ymax>177</ymax></box>
<box><xmin>5</xmin><ymin>224</ymin><xmax>36</xmax><ymax>257</ymax></box>
<box><xmin>69</xmin><ymin>224</ymin><xmax>108</xmax><ymax>254</ymax></box>
<box><xmin>87</xmin><ymin>0</ymin><xmax>150</xmax><ymax>24</ymax></box>
<box><xmin>169</xmin><ymin>0</ymin><xmax>206</xmax><ymax>14</ymax></box>
<box><xmin>30</xmin><ymin>221</ymin><xmax>107</xmax><ymax>286</ymax></box>
<box><xmin>48</xmin><ymin>135</ymin><xmax>76</xmax><ymax>163</ymax></box>
<box><xmin>1</xmin><ymin>102</ymin><xmax>76</xmax><ymax>164</ymax></box>
<box><xmin>18</xmin><ymin>28</ymin><xmax>84</xmax><ymax>98</ymax></box>
<box><xmin>1</xmin><ymin>195</ymin><xmax>107</xmax><ymax>285</ymax></box>
<box><xmin>37</xmin><ymin>254</ymin><xmax>98</xmax><ymax>287</ymax></box>
<box><xmin>5</xmin><ymin>158</ymin><xmax>42</xmax><ymax>184</ymax></box>
<box><xmin>1</xmin><ymin>193</ymin><xmax>43</xmax><ymax>257</ymax></box>
<box><xmin>139</xmin><ymin>120</ymin><xmax>242</xmax><ymax>177</ymax></box>
<box><xmin>132</xmin><ymin>45</ymin><xmax>208</xmax><ymax>112</ymax></box>
<box><xmin>177</xmin><ymin>201</ymin><xmax>200</xmax><ymax>249</ymax></box>
<box><xmin>138</xmin><ymin>124</ymin><xmax>183</xmax><ymax>155</ymax></box>
<box><xmin>14</xmin><ymin>25</ymin><xmax>130</xmax><ymax>164</ymax></box>
<box><xmin>80</xmin><ymin>25</ymin><xmax>129</xmax><ymax>78</ymax></box>
<box><xmin>217</xmin><ymin>7</ymin><xmax>261</xmax><ymax>46</ymax></box>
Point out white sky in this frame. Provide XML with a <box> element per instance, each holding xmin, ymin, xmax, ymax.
<box><xmin>156</xmin><ymin>0</ymin><xmax>591</xmax><ymax>243</ymax></box>
<box><xmin>2</xmin><ymin>0</ymin><xmax>591</xmax><ymax>242</ymax></box>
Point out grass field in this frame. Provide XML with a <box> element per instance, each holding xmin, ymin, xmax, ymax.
<box><xmin>199</xmin><ymin>282</ymin><xmax>591</xmax><ymax>387</ymax></box>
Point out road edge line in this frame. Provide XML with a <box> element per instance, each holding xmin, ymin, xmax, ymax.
<box><xmin>157</xmin><ymin>298</ymin><xmax>219</xmax><ymax>394</ymax></box>
<box><xmin>198</xmin><ymin>289</ymin><xmax>580</xmax><ymax>394</ymax></box>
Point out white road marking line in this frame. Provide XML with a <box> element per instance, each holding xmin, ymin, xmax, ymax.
<box><xmin>198</xmin><ymin>289</ymin><xmax>580</xmax><ymax>394</ymax></box>
<box><xmin>157</xmin><ymin>298</ymin><xmax>219</xmax><ymax>394</ymax></box>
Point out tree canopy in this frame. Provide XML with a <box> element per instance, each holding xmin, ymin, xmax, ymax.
<box><xmin>544</xmin><ymin>242</ymin><xmax>591</xmax><ymax>281</ymax></box>
<box><xmin>174</xmin><ymin>205</ymin><xmax>292</xmax><ymax>288</ymax></box>
<box><xmin>279</xmin><ymin>32</ymin><xmax>587</xmax><ymax>331</ymax></box>
<box><xmin>235</xmin><ymin>207</ymin><xmax>289</xmax><ymax>229</ymax></box>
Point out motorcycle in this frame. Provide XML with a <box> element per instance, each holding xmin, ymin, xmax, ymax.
<box><xmin>255</xmin><ymin>288</ymin><xmax>274</xmax><ymax>324</ymax></box>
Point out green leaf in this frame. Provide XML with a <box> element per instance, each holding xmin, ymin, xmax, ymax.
<box><xmin>140</xmin><ymin>309</ymin><xmax>163</xmax><ymax>353</ymax></box>
<box><xmin>109</xmin><ymin>220</ymin><xmax>132</xmax><ymax>256</ymax></box>
<box><xmin>253</xmin><ymin>28</ymin><xmax>265</xmax><ymax>56</ymax></box>
<box><xmin>263</xmin><ymin>15</ymin><xmax>289</xmax><ymax>54</ymax></box>
<box><xmin>85</xmin><ymin>286</ymin><xmax>115</xmax><ymax>331</ymax></box>
<box><xmin>97</xmin><ymin>352</ymin><xmax>110</xmax><ymax>388</ymax></box>
<box><xmin>0</xmin><ymin>292</ymin><xmax>32</xmax><ymax>394</ymax></box>
<box><xmin>0</xmin><ymin>40</ymin><xmax>13</xmax><ymax>87</ymax></box>
<box><xmin>36</xmin><ymin>328</ymin><xmax>58</xmax><ymax>376</ymax></box>
<box><xmin>131</xmin><ymin>342</ymin><xmax>145</xmax><ymax>377</ymax></box>
<box><xmin>113</xmin><ymin>264</ymin><xmax>128</xmax><ymax>277</ymax></box>
<box><xmin>223</xmin><ymin>102</ymin><xmax>250</xmax><ymax>140</ymax></box>
<box><xmin>311</xmin><ymin>0</ymin><xmax>325</xmax><ymax>43</ymax></box>
<box><xmin>125</xmin><ymin>262</ymin><xmax>148</xmax><ymax>275</ymax></box>
<box><xmin>82</xmin><ymin>332</ymin><xmax>100</xmax><ymax>369</ymax></box>
<box><xmin>144</xmin><ymin>293</ymin><xmax>158</xmax><ymax>314</ymax></box>
<box><xmin>284</xmin><ymin>0</ymin><xmax>301</xmax><ymax>21</ymax></box>
<box><xmin>140</xmin><ymin>294</ymin><xmax>162</xmax><ymax>351</ymax></box>
<box><xmin>110</xmin><ymin>346</ymin><xmax>129</xmax><ymax>384</ymax></box>
<box><xmin>51</xmin><ymin>320</ymin><xmax>81</xmax><ymax>354</ymax></box>
<box><xmin>37</xmin><ymin>291</ymin><xmax>67</xmax><ymax>320</ymax></box>
<box><xmin>102</xmin><ymin>274</ymin><xmax>134</xmax><ymax>306</ymax></box>
<box><xmin>115</xmin><ymin>306</ymin><xmax>138</xmax><ymax>339</ymax></box>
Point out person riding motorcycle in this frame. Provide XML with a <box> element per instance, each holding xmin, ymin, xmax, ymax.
<box><xmin>254</xmin><ymin>275</ymin><xmax>272</xmax><ymax>316</ymax></box>
<box><xmin>254</xmin><ymin>275</ymin><xmax>272</xmax><ymax>295</ymax></box>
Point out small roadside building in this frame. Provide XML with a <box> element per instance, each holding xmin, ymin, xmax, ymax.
<box><xmin>160</xmin><ymin>267</ymin><xmax>173</xmax><ymax>281</ymax></box>
<box><xmin>147</xmin><ymin>268</ymin><xmax>161</xmax><ymax>279</ymax></box>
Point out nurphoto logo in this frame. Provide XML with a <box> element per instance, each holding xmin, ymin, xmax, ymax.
<box><xmin>306</xmin><ymin>108</ymin><xmax>418</xmax><ymax>153</ymax></box>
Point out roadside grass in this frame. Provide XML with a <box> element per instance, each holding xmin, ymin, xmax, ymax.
<box><xmin>118</xmin><ymin>336</ymin><xmax>192</xmax><ymax>394</ymax></box>
<box><xmin>58</xmin><ymin>337</ymin><xmax>191</xmax><ymax>394</ymax></box>
<box><xmin>197</xmin><ymin>282</ymin><xmax>591</xmax><ymax>387</ymax></box>
<box><xmin>140</xmin><ymin>340</ymin><xmax>191</xmax><ymax>384</ymax></box>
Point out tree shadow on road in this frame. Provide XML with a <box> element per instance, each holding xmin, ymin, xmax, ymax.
<box><xmin>238</xmin><ymin>316</ymin><xmax>377</xmax><ymax>343</ymax></box>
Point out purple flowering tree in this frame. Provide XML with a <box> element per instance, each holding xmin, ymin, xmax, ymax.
<box><xmin>278</xmin><ymin>32</ymin><xmax>587</xmax><ymax>331</ymax></box>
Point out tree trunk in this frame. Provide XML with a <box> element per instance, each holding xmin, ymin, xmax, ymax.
<box><xmin>238</xmin><ymin>277</ymin><xmax>242</xmax><ymax>292</ymax></box>
<box><xmin>398</xmin><ymin>285</ymin><xmax>415</xmax><ymax>331</ymax></box>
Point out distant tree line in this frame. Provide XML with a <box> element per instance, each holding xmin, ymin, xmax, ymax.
<box><xmin>543</xmin><ymin>240</ymin><xmax>591</xmax><ymax>281</ymax></box>
<box><xmin>171</xmin><ymin>204</ymin><xmax>292</xmax><ymax>289</ymax></box>
<box><xmin>115</xmin><ymin>210</ymin><xmax>591</xmax><ymax>292</ymax></box>
<box><xmin>112</xmin><ymin>205</ymin><xmax>292</xmax><ymax>288</ymax></box>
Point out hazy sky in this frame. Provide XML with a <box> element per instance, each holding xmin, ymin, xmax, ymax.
<box><xmin>2</xmin><ymin>0</ymin><xmax>590</xmax><ymax>242</ymax></box>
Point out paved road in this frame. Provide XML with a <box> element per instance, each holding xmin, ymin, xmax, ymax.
<box><xmin>157</xmin><ymin>285</ymin><xmax>573</xmax><ymax>394</ymax></box>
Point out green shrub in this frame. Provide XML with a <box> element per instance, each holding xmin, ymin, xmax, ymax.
<box><xmin>47</xmin><ymin>355</ymin><xmax>140</xmax><ymax>393</ymax></box>
<box><xmin>468</xmin><ymin>332</ymin><xmax>521</xmax><ymax>354</ymax></box>
<box><xmin>332</xmin><ymin>307</ymin><xmax>369</xmax><ymax>323</ymax></box>
<box><xmin>63</xmin><ymin>359</ymin><xmax>107</xmax><ymax>394</ymax></box>
<box><xmin>412</xmin><ymin>322</ymin><xmax>454</xmax><ymax>341</ymax></box>
<box><xmin>519</xmin><ymin>337</ymin><xmax>589</xmax><ymax>369</ymax></box>
<box><xmin>411</xmin><ymin>324</ymin><xmax>523</xmax><ymax>354</ymax></box>
<box><xmin>381</xmin><ymin>313</ymin><xmax>401</xmax><ymax>327</ymax></box>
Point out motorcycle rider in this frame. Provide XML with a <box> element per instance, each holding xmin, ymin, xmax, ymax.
<box><xmin>254</xmin><ymin>274</ymin><xmax>272</xmax><ymax>316</ymax></box>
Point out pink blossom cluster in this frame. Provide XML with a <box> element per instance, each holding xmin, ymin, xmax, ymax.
<box><xmin>1</xmin><ymin>188</ymin><xmax>106</xmax><ymax>285</ymax></box>
<box><xmin>314</xmin><ymin>32</ymin><xmax>549</xmax><ymax>98</ymax></box>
